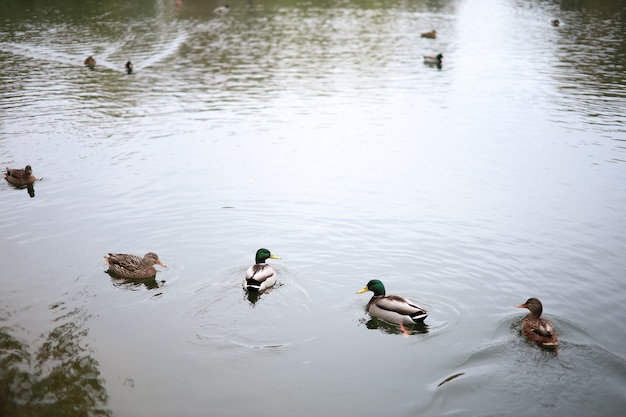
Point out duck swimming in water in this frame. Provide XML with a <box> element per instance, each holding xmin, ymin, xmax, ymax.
<box><xmin>214</xmin><ymin>5</ymin><xmax>230</xmax><ymax>14</ymax></box>
<box><xmin>243</xmin><ymin>248</ymin><xmax>281</xmax><ymax>292</ymax></box>
<box><xmin>421</xmin><ymin>29</ymin><xmax>437</xmax><ymax>39</ymax></box>
<box><xmin>515</xmin><ymin>297</ymin><xmax>558</xmax><ymax>348</ymax></box>
<box><xmin>125</xmin><ymin>60</ymin><xmax>133</xmax><ymax>74</ymax></box>
<box><xmin>104</xmin><ymin>252</ymin><xmax>166</xmax><ymax>279</ymax></box>
<box><xmin>423</xmin><ymin>53</ymin><xmax>443</xmax><ymax>66</ymax></box>
<box><xmin>84</xmin><ymin>56</ymin><xmax>96</xmax><ymax>69</ymax></box>
<box><xmin>5</xmin><ymin>165</ymin><xmax>36</xmax><ymax>186</ymax></box>
<box><xmin>357</xmin><ymin>279</ymin><xmax>428</xmax><ymax>329</ymax></box>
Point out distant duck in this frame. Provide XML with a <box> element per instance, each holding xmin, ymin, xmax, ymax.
<box><xmin>421</xmin><ymin>29</ymin><xmax>437</xmax><ymax>39</ymax></box>
<box><xmin>84</xmin><ymin>56</ymin><xmax>96</xmax><ymax>69</ymax></box>
<box><xmin>243</xmin><ymin>248</ymin><xmax>281</xmax><ymax>292</ymax></box>
<box><xmin>423</xmin><ymin>53</ymin><xmax>443</xmax><ymax>66</ymax></box>
<box><xmin>515</xmin><ymin>297</ymin><xmax>558</xmax><ymax>348</ymax></box>
<box><xmin>214</xmin><ymin>5</ymin><xmax>230</xmax><ymax>14</ymax></box>
<box><xmin>104</xmin><ymin>252</ymin><xmax>167</xmax><ymax>279</ymax></box>
<box><xmin>125</xmin><ymin>60</ymin><xmax>133</xmax><ymax>74</ymax></box>
<box><xmin>5</xmin><ymin>165</ymin><xmax>36</xmax><ymax>186</ymax></box>
<box><xmin>357</xmin><ymin>280</ymin><xmax>428</xmax><ymax>329</ymax></box>
<box><xmin>551</xmin><ymin>19</ymin><xmax>560</xmax><ymax>27</ymax></box>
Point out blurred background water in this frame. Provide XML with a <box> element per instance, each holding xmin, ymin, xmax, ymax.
<box><xmin>1</xmin><ymin>0</ymin><xmax>625</xmax><ymax>416</ymax></box>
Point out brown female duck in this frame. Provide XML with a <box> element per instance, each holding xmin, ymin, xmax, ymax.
<box><xmin>104</xmin><ymin>252</ymin><xmax>166</xmax><ymax>279</ymax></box>
<box><xmin>5</xmin><ymin>165</ymin><xmax>36</xmax><ymax>186</ymax></box>
<box><xmin>421</xmin><ymin>29</ymin><xmax>437</xmax><ymax>39</ymax></box>
<box><xmin>84</xmin><ymin>56</ymin><xmax>96</xmax><ymax>69</ymax></box>
<box><xmin>515</xmin><ymin>297</ymin><xmax>558</xmax><ymax>347</ymax></box>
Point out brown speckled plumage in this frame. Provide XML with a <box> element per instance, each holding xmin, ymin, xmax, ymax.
<box><xmin>5</xmin><ymin>165</ymin><xmax>36</xmax><ymax>186</ymax></box>
<box><xmin>104</xmin><ymin>252</ymin><xmax>166</xmax><ymax>279</ymax></box>
<box><xmin>515</xmin><ymin>297</ymin><xmax>558</xmax><ymax>347</ymax></box>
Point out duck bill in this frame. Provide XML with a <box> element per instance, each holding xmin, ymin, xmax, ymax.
<box><xmin>514</xmin><ymin>304</ymin><xmax>527</xmax><ymax>309</ymax></box>
<box><xmin>269</xmin><ymin>254</ymin><xmax>281</xmax><ymax>260</ymax></box>
<box><xmin>158</xmin><ymin>261</ymin><xmax>167</xmax><ymax>267</ymax></box>
<box><xmin>356</xmin><ymin>287</ymin><xmax>369</xmax><ymax>294</ymax></box>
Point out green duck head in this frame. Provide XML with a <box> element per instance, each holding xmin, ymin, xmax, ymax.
<box><xmin>255</xmin><ymin>248</ymin><xmax>280</xmax><ymax>264</ymax></box>
<box><xmin>357</xmin><ymin>279</ymin><xmax>386</xmax><ymax>296</ymax></box>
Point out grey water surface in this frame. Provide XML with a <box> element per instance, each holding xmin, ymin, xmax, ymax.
<box><xmin>1</xmin><ymin>0</ymin><xmax>626</xmax><ymax>416</ymax></box>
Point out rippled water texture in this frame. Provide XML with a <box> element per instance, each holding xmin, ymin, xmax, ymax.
<box><xmin>1</xmin><ymin>0</ymin><xmax>626</xmax><ymax>416</ymax></box>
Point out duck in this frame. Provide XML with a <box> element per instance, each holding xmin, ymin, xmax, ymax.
<box><xmin>125</xmin><ymin>60</ymin><xmax>133</xmax><ymax>74</ymax></box>
<box><xmin>84</xmin><ymin>56</ymin><xmax>96</xmax><ymax>69</ymax></box>
<box><xmin>104</xmin><ymin>252</ymin><xmax>166</xmax><ymax>279</ymax></box>
<box><xmin>515</xmin><ymin>297</ymin><xmax>558</xmax><ymax>347</ymax></box>
<box><xmin>5</xmin><ymin>165</ymin><xmax>36</xmax><ymax>186</ymax></box>
<box><xmin>551</xmin><ymin>19</ymin><xmax>560</xmax><ymax>27</ymax></box>
<box><xmin>357</xmin><ymin>279</ymin><xmax>428</xmax><ymax>327</ymax></box>
<box><xmin>423</xmin><ymin>53</ymin><xmax>443</xmax><ymax>66</ymax></box>
<box><xmin>243</xmin><ymin>248</ymin><xmax>281</xmax><ymax>292</ymax></box>
<box><xmin>421</xmin><ymin>29</ymin><xmax>437</xmax><ymax>39</ymax></box>
<box><xmin>214</xmin><ymin>5</ymin><xmax>230</xmax><ymax>14</ymax></box>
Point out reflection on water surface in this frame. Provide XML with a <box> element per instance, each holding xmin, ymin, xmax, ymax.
<box><xmin>0</xmin><ymin>307</ymin><xmax>110</xmax><ymax>417</ymax></box>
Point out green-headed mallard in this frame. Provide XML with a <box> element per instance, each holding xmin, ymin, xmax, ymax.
<box><xmin>421</xmin><ymin>29</ymin><xmax>437</xmax><ymax>39</ymax></box>
<box><xmin>423</xmin><ymin>53</ymin><xmax>443</xmax><ymax>66</ymax></box>
<box><xmin>5</xmin><ymin>165</ymin><xmax>36</xmax><ymax>186</ymax></box>
<box><xmin>104</xmin><ymin>252</ymin><xmax>166</xmax><ymax>279</ymax></box>
<box><xmin>357</xmin><ymin>279</ymin><xmax>428</xmax><ymax>327</ymax></box>
<box><xmin>515</xmin><ymin>297</ymin><xmax>558</xmax><ymax>347</ymax></box>
<box><xmin>244</xmin><ymin>248</ymin><xmax>281</xmax><ymax>292</ymax></box>
<box><xmin>125</xmin><ymin>60</ymin><xmax>133</xmax><ymax>74</ymax></box>
<box><xmin>84</xmin><ymin>56</ymin><xmax>96</xmax><ymax>69</ymax></box>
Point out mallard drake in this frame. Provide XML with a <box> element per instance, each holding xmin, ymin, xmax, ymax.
<box><xmin>357</xmin><ymin>279</ymin><xmax>428</xmax><ymax>326</ymax></box>
<box><xmin>551</xmin><ymin>19</ymin><xmax>560</xmax><ymax>27</ymax></box>
<box><xmin>423</xmin><ymin>53</ymin><xmax>443</xmax><ymax>66</ymax></box>
<box><xmin>5</xmin><ymin>165</ymin><xmax>36</xmax><ymax>186</ymax></box>
<box><xmin>125</xmin><ymin>61</ymin><xmax>133</xmax><ymax>74</ymax></box>
<box><xmin>104</xmin><ymin>252</ymin><xmax>166</xmax><ymax>279</ymax></box>
<box><xmin>515</xmin><ymin>297</ymin><xmax>558</xmax><ymax>347</ymax></box>
<box><xmin>84</xmin><ymin>56</ymin><xmax>96</xmax><ymax>69</ymax></box>
<box><xmin>214</xmin><ymin>5</ymin><xmax>230</xmax><ymax>14</ymax></box>
<box><xmin>421</xmin><ymin>29</ymin><xmax>437</xmax><ymax>39</ymax></box>
<box><xmin>243</xmin><ymin>248</ymin><xmax>281</xmax><ymax>292</ymax></box>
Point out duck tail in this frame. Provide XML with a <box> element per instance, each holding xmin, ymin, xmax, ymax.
<box><xmin>245</xmin><ymin>278</ymin><xmax>262</xmax><ymax>292</ymax></box>
<box><xmin>410</xmin><ymin>310</ymin><xmax>428</xmax><ymax>323</ymax></box>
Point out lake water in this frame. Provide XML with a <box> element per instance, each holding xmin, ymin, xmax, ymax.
<box><xmin>1</xmin><ymin>0</ymin><xmax>626</xmax><ymax>416</ymax></box>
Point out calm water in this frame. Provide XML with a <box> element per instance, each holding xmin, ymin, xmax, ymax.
<box><xmin>2</xmin><ymin>0</ymin><xmax>626</xmax><ymax>416</ymax></box>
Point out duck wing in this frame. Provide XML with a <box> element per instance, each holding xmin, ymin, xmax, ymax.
<box><xmin>372</xmin><ymin>295</ymin><xmax>428</xmax><ymax>322</ymax></box>
<box><xmin>244</xmin><ymin>264</ymin><xmax>276</xmax><ymax>291</ymax></box>
<box><xmin>105</xmin><ymin>253</ymin><xmax>142</xmax><ymax>269</ymax></box>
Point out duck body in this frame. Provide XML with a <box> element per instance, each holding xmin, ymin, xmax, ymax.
<box><xmin>125</xmin><ymin>61</ymin><xmax>133</xmax><ymax>74</ymax></box>
<box><xmin>243</xmin><ymin>248</ymin><xmax>280</xmax><ymax>292</ymax></box>
<box><xmin>515</xmin><ymin>297</ymin><xmax>558</xmax><ymax>347</ymax></box>
<box><xmin>104</xmin><ymin>252</ymin><xmax>166</xmax><ymax>279</ymax></box>
<box><xmin>5</xmin><ymin>165</ymin><xmax>36</xmax><ymax>186</ymax></box>
<box><xmin>551</xmin><ymin>19</ymin><xmax>560</xmax><ymax>27</ymax></box>
<box><xmin>214</xmin><ymin>5</ymin><xmax>230</xmax><ymax>14</ymax></box>
<box><xmin>357</xmin><ymin>279</ymin><xmax>428</xmax><ymax>325</ymax></box>
<box><xmin>421</xmin><ymin>29</ymin><xmax>437</xmax><ymax>39</ymax></box>
<box><xmin>423</xmin><ymin>53</ymin><xmax>443</xmax><ymax>66</ymax></box>
<box><xmin>84</xmin><ymin>56</ymin><xmax>96</xmax><ymax>69</ymax></box>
